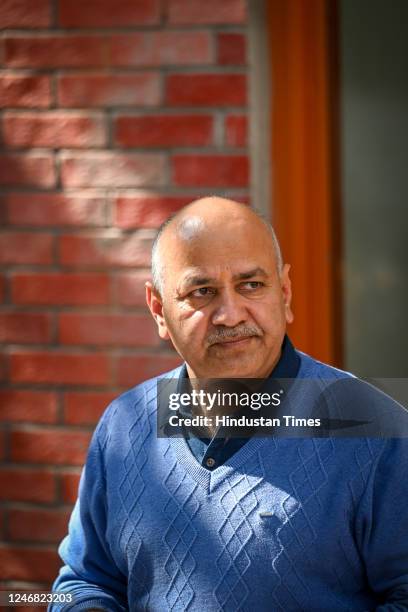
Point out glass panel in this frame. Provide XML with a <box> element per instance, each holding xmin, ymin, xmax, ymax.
<box><xmin>340</xmin><ymin>0</ymin><xmax>408</xmax><ymax>376</ymax></box>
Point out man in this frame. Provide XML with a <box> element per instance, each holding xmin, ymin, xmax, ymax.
<box><xmin>51</xmin><ymin>197</ymin><xmax>408</xmax><ymax>611</ymax></box>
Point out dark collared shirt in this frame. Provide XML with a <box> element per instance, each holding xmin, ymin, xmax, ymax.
<box><xmin>178</xmin><ymin>335</ymin><xmax>300</xmax><ymax>470</ymax></box>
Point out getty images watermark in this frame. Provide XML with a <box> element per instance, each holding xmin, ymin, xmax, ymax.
<box><xmin>156</xmin><ymin>377</ymin><xmax>408</xmax><ymax>438</ymax></box>
<box><xmin>166</xmin><ymin>387</ymin><xmax>321</xmax><ymax>429</ymax></box>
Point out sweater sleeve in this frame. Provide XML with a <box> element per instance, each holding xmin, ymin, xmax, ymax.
<box><xmin>356</xmin><ymin>439</ymin><xmax>408</xmax><ymax>610</ymax></box>
<box><xmin>49</xmin><ymin>418</ymin><xmax>128</xmax><ymax>612</ymax></box>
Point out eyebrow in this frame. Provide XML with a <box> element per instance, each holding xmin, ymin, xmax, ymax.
<box><xmin>234</xmin><ymin>267</ymin><xmax>268</xmax><ymax>281</ymax></box>
<box><xmin>180</xmin><ymin>267</ymin><xmax>269</xmax><ymax>290</ymax></box>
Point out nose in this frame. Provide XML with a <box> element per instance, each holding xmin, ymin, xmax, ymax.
<box><xmin>211</xmin><ymin>287</ymin><xmax>248</xmax><ymax>327</ymax></box>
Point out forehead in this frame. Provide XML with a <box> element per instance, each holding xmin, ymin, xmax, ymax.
<box><xmin>160</xmin><ymin>217</ymin><xmax>277</xmax><ymax>285</ymax></box>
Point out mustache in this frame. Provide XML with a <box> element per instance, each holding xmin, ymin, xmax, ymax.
<box><xmin>206</xmin><ymin>325</ymin><xmax>262</xmax><ymax>346</ymax></box>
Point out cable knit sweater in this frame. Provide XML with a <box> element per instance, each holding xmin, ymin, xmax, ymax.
<box><xmin>50</xmin><ymin>351</ymin><xmax>408</xmax><ymax>611</ymax></box>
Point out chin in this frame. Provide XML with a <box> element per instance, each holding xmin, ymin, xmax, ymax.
<box><xmin>210</xmin><ymin>361</ymin><xmax>260</xmax><ymax>379</ymax></box>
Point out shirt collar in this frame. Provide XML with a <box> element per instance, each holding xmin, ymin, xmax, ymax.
<box><xmin>270</xmin><ymin>334</ymin><xmax>300</xmax><ymax>379</ymax></box>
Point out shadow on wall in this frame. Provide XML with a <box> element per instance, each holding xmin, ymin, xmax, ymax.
<box><xmin>0</xmin><ymin>0</ymin><xmax>249</xmax><ymax>590</ymax></box>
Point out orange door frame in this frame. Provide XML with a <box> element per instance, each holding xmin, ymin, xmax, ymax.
<box><xmin>268</xmin><ymin>0</ymin><xmax>342</xmax><ymax>366</ymax></box>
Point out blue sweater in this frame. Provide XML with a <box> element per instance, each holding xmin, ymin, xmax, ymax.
<box><xmin>51</xmin><ymin>351</ymin><xmax>408</xmax><ymax>611</ymax></box>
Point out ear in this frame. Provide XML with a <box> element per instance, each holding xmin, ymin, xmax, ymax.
<box><xmin>145</xmin><ymin>281</ymin><xmax>170</xmax><ymax>340</ymax></box>
<box><xmin>280</xmin><ymin>264</ymin><xmax>294</xmax><ymax>324</ymax></box>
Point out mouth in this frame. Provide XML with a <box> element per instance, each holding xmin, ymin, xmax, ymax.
<box><xmin>212</xmin><ymin>336</ymin><xmax>256</xmax><ymax>348</ymax></box>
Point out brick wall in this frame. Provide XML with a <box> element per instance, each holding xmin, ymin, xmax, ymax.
<box><xmin>0</xmin><ymin>0</ymin><xmax>249</xmax><ymax>590</ymax></box>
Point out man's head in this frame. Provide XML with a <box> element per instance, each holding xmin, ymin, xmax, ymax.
<box><xmin>146</xmin><ymin>196</ymin><xmax>294</xmax><ymax>378</ymax></box>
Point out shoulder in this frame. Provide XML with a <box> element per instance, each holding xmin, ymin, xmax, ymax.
<box><xmin>296</xmin><ymin>350</ymin><xmax>408</xmax><ymax>438</ymax></box>
<box><xmin>296</xmin><ymin>350</ymin><xmax>355</xmax><ymax>380</ymax></box>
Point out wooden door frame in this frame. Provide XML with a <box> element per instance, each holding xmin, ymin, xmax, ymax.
<box><xmin>267</xmin><ymin>0</ymin><xmax>343</xmax><ymax>366</ymax></box>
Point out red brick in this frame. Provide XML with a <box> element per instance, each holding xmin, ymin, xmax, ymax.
<box><xmin>0</xmin><ymin>154</ymin><xmax>55</xmax><ymax>188</ymax></box>
<box><xmin>0</xmin><ymin>74</ymin><xmax>51</xmax><ymax>108</ymax></box>
<box><xmin>166</xmin><ymin>74</ymin><xmax>246</xmax><ymax>106</ymax></box>
<box><xmin>116</xmin><ymin>271</ymin><xmax>151</xmax><ymax>306</ymax></box>
<box><xmin>0</xmin><ymin>390</ymin><xmax>57</xmax><ymax>423</ymax></box>
<box><xmin>225</xmin><ymin>114</ymin><xmax>247</xmax><ymax>147</ymax></box>
<box><xmin>4</xmin><ymin>35</ymin><xmax>106</xmax><ymax>69</ymax></box>
<box><xmin>10</xmin><ymin>351</ymin><xmax>111</xmax><ymax>385</ymax></box>
<box><xmin>0</xmin><ymin>546</ymin><xmax>60</xmax><ymax>582</ymax></box>
<box><xmin>63</xmin><ymin>391</ymin><xmax>117</xmax><ymax>425</ymax></box>
<box><xmin>0</xmin><ymin>275</ymin><xmax>4</xmax><ymax>302</ymax></box>
<box><xmin>0</xmin><ymin>312</ymin><xmax>52</xmax><ymax>344</ymax></box>
<box><xmin>0</xmin><ymin>430</ymin><xmax>5</xmax><ymax>461</ymax></box>
<box><xmin>7</xmin><ymin>604</ymin><xmax>46</xmax><ymax>612</ymax></box>
<box><xmin>11</xmin><ymin>429</ymin><xmax>91</xmax><ymax>465</ymax></box>
<box><xmin>3</xmin><ymin>112</ymin><xmax>107</xmax><ymax>148</ymax></box>
<box><xmin>58</xmin><ymin>73</ymin><xmax>160</xmax><ymax>107</ymax></box>
<box><xmin>168</xmin><ymin>0</ymin><xmax>246</xmax><ymax>24</ymax></box>
<box><xmin>0</xmin><ymin>354</ymin><xmax>5</xmax><ymax>381</ymax></box>
<box><xmin>115</xmin><ymin>195</ymin><xmax>190</xmax><ymax>229</ymax></box>
<box><xmin>115</xmin><ymin>114</ymin><xmax>213</xmax><ymax>148</ymax></box>
<box><xmin>11</xmin><ymin>273</ymin><xmax>110</xmax><ymax>305</ymax></box>
<box><xmin>0</xmin><ymin>0</ymin><xmax>50</xmax><ymax>27</ymax></box>
<box><xmin>0</xmin><ymin>232</ymin><xmax>54</xmax><ymax>265</ymax></box>
<box><xmin>6</xmin><ymin>192</ymin><xmax>107</xmax><ymax>227</ymax></box>
<box><xmin>109</xmin><ymin>31</ymin><xmax>212</xmax><ymax>67</ymax></box>
<box><xmin>217</xmin><ymin>33</ymin><xmax>246</xmax><ymax>65</ymax></box>
<box><xmin>173</xmin><ymin>154</ymin><xmax>249</xmax><ymax>187</ymax></box>
<box><xmin>59</xmin><ymin>232</ymin><xmax>152</xmax><ymax>268</ymax></box>
<box><xmin>8</xmin><ymin>508</ymin><xmax>70</xmax><ymax>543</ymax></box>
<box><xmin>0</xmin><ymin>468</ymin><xmax>55</xmax><ymax>502</ymax></box>
<box><xmin>59</xmin><ymin>313</ymin><xmax>160</xmax><ymax>347</ymax></box>
<box><xmin>60</xmin><ymin>471</ymin><xmax>80</xmax><ymax>503</ymax></box>
<box><xmin>60</xmin><ymin>152</ymin><xmax>165</xmax><ymax>188</ymax></box>
<box><xmin>117</xmin><ymin>353</ymin><xmax>182</xmax><ymax>387</ymax></box>
<box><xmin>59</xmin><ymin>0</ymin><xmax>160</xmax><ymax>27</ymax></box>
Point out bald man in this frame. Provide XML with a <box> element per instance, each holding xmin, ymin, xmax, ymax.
<box><xmin>51</xmin><ymin>198</ymin><xmax>408</xmax><ymax>611</ymax></box>
<box><xmin>147</xmin><ymin>197</ymin><xmax>293</xmax><ymax>380</ymax></box>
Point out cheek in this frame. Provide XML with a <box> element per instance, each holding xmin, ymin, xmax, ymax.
<box><xmin>166</xmin><ymin>304</ymin><xmax>208</xmax><ymax>338</ymax></box>
<box><xmin>250</xmin><ymin>299</ymin><xmax>286</xmax><ymax>331</ymax></box>
<box><xmin>176</xmin><ymin>302</ymin><xmax>206</xmax><ymax>322</ymax></box>
<box><xmin>178</xmin><ymin>309</ymin><xmax>207</xmax><ymax>335</ymax></box>
<box><xmin>190</xmin><ymin>309</ymin><xmax>206</xmax><ymax>322</ymax></box>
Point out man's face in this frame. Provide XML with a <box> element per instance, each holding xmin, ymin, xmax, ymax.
<box><xmin>146</xmin><ymin>212</ymin><xmax>293</xmax><ymax>379</ymax></box>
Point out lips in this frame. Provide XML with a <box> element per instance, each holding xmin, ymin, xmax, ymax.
<box><xmin>213</xmin><ymin>336</ymin><xmax>255</xmax><ymax>346</ymax></box>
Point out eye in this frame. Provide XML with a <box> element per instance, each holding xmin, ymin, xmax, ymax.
<box><xmin>241</xmin><ymin>281</ymin><xmax>264</xmax><ymax>290</ymax></box>
<box><xmin>190</xmin><ymin>287</ymin><xmax>216</xmax><ymax>298</ymax></box>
